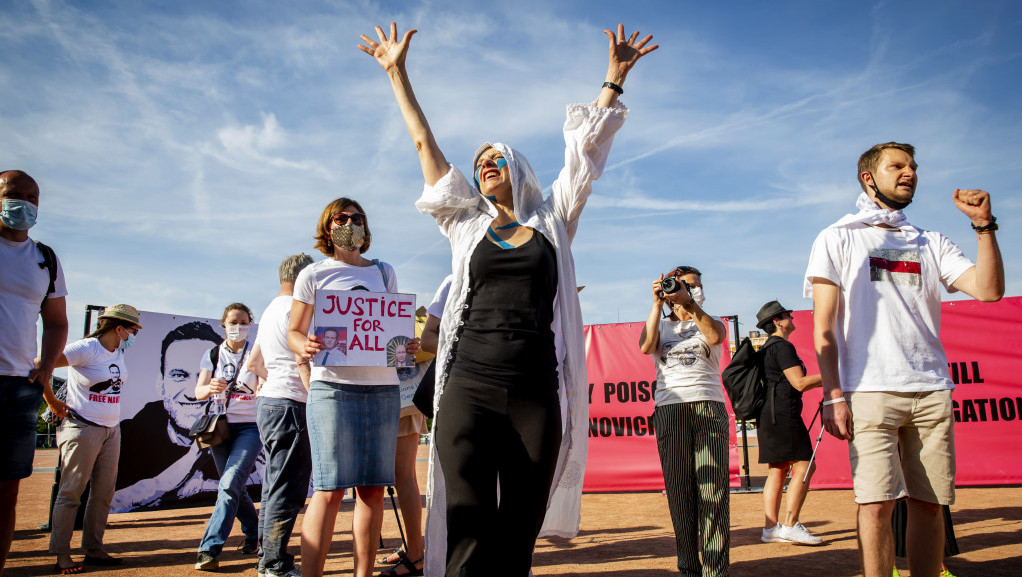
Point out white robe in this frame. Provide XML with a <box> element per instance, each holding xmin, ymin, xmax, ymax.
<box><xmin>415</xmin><ymin>101</ymin><xmax>628</xmax><ymax>576</ymax></box>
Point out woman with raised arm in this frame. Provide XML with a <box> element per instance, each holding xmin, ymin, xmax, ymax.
<box><xmin>359</xmin><ymin>22</ymin><xmax>657</xmax><ymax>577</ymax></box>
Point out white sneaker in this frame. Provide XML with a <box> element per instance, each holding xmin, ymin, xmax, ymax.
<box><xmin>778</xmin><ymin>522</ymin><xmax>823</xmax><ymax>545</ymax></box>
<box><xmin>761</xmin><ymin>524</ymin><xmax>790</xmax><ymax>543</ymax></box>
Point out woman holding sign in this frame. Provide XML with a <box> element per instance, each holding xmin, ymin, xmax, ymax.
<box><xmin>288</xmin><ymin>197</ymin><xmax>418</xmax><ymax>577</ymax></box>
<box><xmin>359</xmin><ymin>21</ymin><xmax>658</xmax><ymax>577</ymax></box>
<box><xmin>192</xmin><ymin>303</ymin><xmax>261</xmax><ymax>572</ymax></box>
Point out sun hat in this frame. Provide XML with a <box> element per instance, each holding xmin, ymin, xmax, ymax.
<box><xmin>755</xmin><ymin>300</ymin><xmax>792</xmax><ymax>331</ymax></box>
<box><xmin>98</xmin><ymin>304</ymin><xmax>142</xmax><ymax>329</ymax></box>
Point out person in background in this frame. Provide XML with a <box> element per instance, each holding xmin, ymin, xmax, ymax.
<box><xmin>753</xmin><ymin>300</ymin><xmax>823</xmax><ymax>546</ymax></box>
<box><xmin>0</xmin><ymin>170</ymin><xmax>69</xmax><ymax>576</ymax></box>
<box><xmin>639</xmin><ymin>266</ymin><xmax>730</xmax><ymax>576</ymax></box>
<box><xmin>246</xmin><ymin>254</ymin><xmax>314</xmax><ymax>577</ymax></box>
<box><xmin>44</xmin><ymin>304</ymin><xmax>142</xmax><ymax>574</ymax></box>
<box><xmin>378</xmin><ymin>274</ymin><xmax>452</xmax><ymax>577</ymax></box>
<box><xmin>288</xmin><ymin>198</ymin><xmax>417</xmax><ymax>577</ymax></box>
<box><xmin>193</xmin><ymin>303</ymin><xmax>261</xmax><ymax>571</ymax></box>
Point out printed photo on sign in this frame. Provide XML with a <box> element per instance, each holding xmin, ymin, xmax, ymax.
<box><xmin>313</xmin><ymin>326</ymin><xmax>348</xmax><ymax>367</ymax></box>
<box><xmin>111</xmin><ymin>313</ymin><xmax>263</xmax><ymax>512</ymax></box>
<box><xmin>314</xmin><ymin>290</ymin><xmax>415</xmax><ymax>368</ymax></box>
<box><xmin>387</xmin><ymin>335</ymin><xmax>414</xmax><ymax>367</ymax></box>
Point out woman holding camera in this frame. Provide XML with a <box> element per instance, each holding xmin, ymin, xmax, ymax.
<box><xmin>44</xmin><ymin>304</ymin><xmax>142</xmax><ymax>574</ymax></box>
<box><xmin>754</xmin><ymin>300</ymin><xmax>823</xmax><ymax>546</ymax></box>
<box><xmin>639</xmin><ymin>267</ymin><xmax>730</xmax><ymax>576</ymax></box>
<box><xmin>359</xmin><ymin>20</ymin><xmax>657</xmax><ymax>577</ymax></box>
<box><xmin>288</xmin><ymin>198</ymin><xmax>415</xmax><ymax>577</ymax></box>
<box><xmin>193</xmin><ymin>303</ymin><xmax>261</xmax><ymax>571</ymax></box>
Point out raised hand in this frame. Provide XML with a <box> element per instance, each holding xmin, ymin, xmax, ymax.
<box><xmin>953</xmin><ymin>188</ymin><xmax>994</xmax><ymax>228</ymax></box>
<box><xmin>358</xmin><ymin>21</ymin><xmax>417</xmax><ymax>73</ymax></box>
<box><xmin>603</xmin><ymin>23</ymin><xmax>659</xmax><ymax>83</ymax></box>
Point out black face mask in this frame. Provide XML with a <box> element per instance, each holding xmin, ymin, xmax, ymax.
<box><xmin>868</xmin><ymin>172</ymin><xmax>912</xmax><ymax>210</ymax></box>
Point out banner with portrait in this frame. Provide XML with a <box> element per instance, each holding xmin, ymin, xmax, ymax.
<box><xmin>108</xmin><ymin>309</ymin><xmax>263</xmax><ymax>513</ymax></box>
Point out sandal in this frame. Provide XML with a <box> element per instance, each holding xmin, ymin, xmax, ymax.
<box><xmin>53</xmin><ymin>562</ymin><xmax>84</xmax><ymax>575</ymax></box>
<box><xmin>377</xmin><ymin>545</ymin><xmax>405</xmax><ymax>565</ymax></box>
<box><xmin>379</xmin><ymin>551</ymin><xmax>423</xmax><ymax>577</ymax></box>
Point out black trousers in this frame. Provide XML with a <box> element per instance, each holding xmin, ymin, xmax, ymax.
<box><xmin>435</xmin><ymin>375</ymin><xmax>562</xmax><ymax>577</ymax></box>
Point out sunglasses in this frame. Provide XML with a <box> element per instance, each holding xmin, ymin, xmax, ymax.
<box><xmin>673</xmin><ymin>266</ymin><xmax>702</xmax><ymax>276</ymax></box>
<box><xmin>331</xmin><ymin>213</ymin><xmax>366</xmax><ymax>226</ymax></box>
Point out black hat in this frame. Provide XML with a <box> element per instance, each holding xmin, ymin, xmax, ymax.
<box><xmin>756</xmin><ymin>300</ymin><xmax>792</xmax><ymax>331</ymax></box>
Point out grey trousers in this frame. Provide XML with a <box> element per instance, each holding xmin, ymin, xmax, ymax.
<box><xmin>49</xmin><ymin>417</ymin><xmax>121</xmax><ymax>555</ymax></box>
<box><xmin>654</xmin><ymin>401</ymin><xmax>731</xmax><ymax>577</ymax></box>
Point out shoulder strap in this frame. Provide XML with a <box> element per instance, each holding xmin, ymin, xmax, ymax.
<box><xmin>371</xmin><ymin>259</ymin><xmax>390</xmax><ymax>290</ymax></box>
<box><xmin>208</xmin><ymin>344</ymin><xmax>220</xmax><ymax>373</ymax></box>
<box><xmin>34</xmin><ymin>241</ymin><xmax>57</xmax><ymax>308</ymax></box>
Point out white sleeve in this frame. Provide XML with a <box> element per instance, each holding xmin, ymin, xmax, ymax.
<box><xmin>550</xmin><ymin>102</ymin><xmax>628</xmax><ymax>241</ymax></box>
<box><xmin>804</xmin><ymin>228</ymin><xmax>842</xmax><ymax>298</ymax></box>
<box><xmin>293</xmin><ymin>263</ymin><xmax>317</xmax><ymax>305</ymax></box>
<box><xmin>427</xmin><ymin>275</ymin><xmax>454</xmax><ymax>318</ymax></box>
<box><xmin>936</xmin><ymin>234</ymin><xmax>976</xmax><ymax>293</ymax></box>
<box><xmin>62</xmin><ymin>338</ymin><xmax>95</xmax><ymax>367</ymax></box>
<box><xmin>198</xmin><ymin>346</ymin><xmax>217</xmax><ymax>377</ymax></box>
<box><xmin>414</xmin><ymin>166</ymin><xmax>484</xmax><ymax>242</ymax></box>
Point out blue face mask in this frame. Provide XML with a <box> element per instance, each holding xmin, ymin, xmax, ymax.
<box><xmin>0</xmin><ymin>199</ymin><xmax>38</xmax><ymax>230</ymax></box>
<box><xmin>119</xmin><ymin>333</ymin><xmax>136</xmax><ymax>352</ymax></box>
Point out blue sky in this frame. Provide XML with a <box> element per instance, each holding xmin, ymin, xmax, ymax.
<box><xmin>3</xmin><ymin>0</ymin><xmax>1020</xmax><ymax>341</ymax></box>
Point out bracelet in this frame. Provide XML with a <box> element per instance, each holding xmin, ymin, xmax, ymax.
<box><xmin>602</xmin><ymin>81</ymin><xmax>624</xmax><ymax>94</ymax></box>
<box><xmin>972</xmin><ymin>216</ymin><xmax>998</xmax><ymax>233</ymax></box>
<box><xmin>822</xmin><ymin>397</ymin><xmax>846</xmax><ymax>406</ymax></box>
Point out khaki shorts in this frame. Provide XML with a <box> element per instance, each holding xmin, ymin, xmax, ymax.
<box><xmin>846</xmin><ymin>389</ymin><xmax>956</xmax><ymax>505</ymax></box>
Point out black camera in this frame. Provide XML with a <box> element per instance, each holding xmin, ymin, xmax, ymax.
<box><xmin>658</xmin><ymin>277</ymin><xmax>691</xmax><ymax>299</ymax></box>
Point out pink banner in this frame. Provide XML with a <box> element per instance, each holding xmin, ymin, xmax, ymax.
<box><xmin>582</xmin><ymin>321</ymin><xmax>740</xmax><ymax>492</ymax></box>
<box><xmin>582</xmin><ymin>297</ymin><xmax>1022</xmax><ymax>492</ymax></box>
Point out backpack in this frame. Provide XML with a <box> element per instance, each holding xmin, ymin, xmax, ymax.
<box><xmin>721</xmin><ymin>336</ymin><xmax>782</xmax><ymax>424</ymax></box>
<box><xmin>35</xmin><ymin>241</ymin><xmax>57</xmax><ymax>311</ymax></box>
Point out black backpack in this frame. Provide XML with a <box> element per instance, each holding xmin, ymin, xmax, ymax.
<box><xmin>35</xmin><ymin>241</ymin><xmax>57</xmax><ymax>311</ymax></box>
<box><xmin>721</xmin><ymin>336</ymin><xmax>782</xmax><ymax>424</ymax></box>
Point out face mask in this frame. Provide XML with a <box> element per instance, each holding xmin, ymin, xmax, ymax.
<box><xmin>689</xmin><ymin>286</ymin><xmax>705</xmax><ymax>307</ymax></box>
<box><xmin>226</xmin><ymin>324</ymin><xmax>249</xmax><ymax>342</ymax></box>
<box><xmin>331</xmin><ymin>223</ymin><xmax>365</xmax><ymax>252</ymax></box>
<box><xmin>119</xmin><ymin>333</ymin><xmax>136</xmax><ymax>352</ymax></box>
<box><xmin>0</xmin><ymin>199</ymin><xmax>38</xmax><ymax>230</ymax></box>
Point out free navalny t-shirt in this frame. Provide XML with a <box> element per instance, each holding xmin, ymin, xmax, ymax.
<box><xmin>63</xmin><ymin>337</ymin><xmax>126</xmax><ymax>428</ymax></box>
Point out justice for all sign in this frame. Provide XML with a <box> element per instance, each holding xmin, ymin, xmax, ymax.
<box><xmin>314</xmin><ymin>290</ymin><xmax>416</xmax><ymax>368</ymax></box>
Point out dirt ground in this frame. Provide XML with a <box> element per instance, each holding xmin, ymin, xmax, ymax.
<box><xmin>7</xmin><ymin>446</ymin><xmax>1021</xmax><ymax>577</ymax></box>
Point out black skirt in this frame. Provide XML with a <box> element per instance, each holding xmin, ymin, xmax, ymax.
<box><xmin>757</xmin><ymin>408</ymin><xmax>813</xmax><ymax>464</ymax></box>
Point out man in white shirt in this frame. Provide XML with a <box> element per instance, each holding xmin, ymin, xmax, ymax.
<box><xmin>246</xmin><ymin>254</ymin><xmax>313</xmax><ymax>577</ymax></box>
<box><xmin>0</xmin><ymin>170</ymin><xmax>69</xmax><ymax>574</ymax></box>
<box><xmin>806</xmin><ymin>142</ymin><xmax>1004</xmax><ymax>577</ymax></box>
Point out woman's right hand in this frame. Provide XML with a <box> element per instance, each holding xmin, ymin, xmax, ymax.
<box><xmin>651</xmin><ymin>274</ymin><xmax>666</xmax><ymax>304</ymax></box>
<box><xmin>358</xmin><ymin>22</ymin><xmax>417</xmax><ymax>73</ymax></box>
<box><xmin>207</xmin><ymin>378</ymin><xmax>228</xmax><ymax>395</ymax></box>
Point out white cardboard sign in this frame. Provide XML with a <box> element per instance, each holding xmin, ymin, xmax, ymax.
<box><xmin>313</xmin><ymin>290</ymin><xmax>416</xmax><ymax>367</ymax></box>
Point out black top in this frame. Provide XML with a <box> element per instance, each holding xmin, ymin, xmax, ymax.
<box><xmin>449</xmin><ymin>231</ymin><xmax>559</xmax><ymax>388</ymax></box>
<box><xmin>761</xmin><ymin>336</ymin><xmax>806</xmax><ymax>416</ymax></box>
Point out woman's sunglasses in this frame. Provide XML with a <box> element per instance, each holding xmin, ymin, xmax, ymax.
<box><xmin>331</xmin><ymin>213</ymin><xmax>366</xmax><ymax>226</ymax></box>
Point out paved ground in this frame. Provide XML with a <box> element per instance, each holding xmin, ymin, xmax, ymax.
<box><xmin>6</xmin><ymin>446</ymin><xmax>1021</xmax><ymax>576</ymax></box>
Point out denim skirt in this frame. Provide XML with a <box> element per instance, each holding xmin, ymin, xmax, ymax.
<box><xmin>307</xmin><ymin>381</ymin><xmax>400</xmax><ymax>491</ymax></box>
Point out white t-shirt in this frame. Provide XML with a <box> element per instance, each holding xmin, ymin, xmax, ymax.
<box><xmin>293</xmin><ymin>259</ymin><xmax>399</xmax><ymax>386</ymax></box>
<box><xmin>198</xmin><ymin>343</ymin><xmax>259</xmax><ymax>423</ymax></box>
<box><xmin>805</xmin><ymin>224</ymin><xmax>974</xmax><ymax>393</ymax></box>
<box><xmin>654</xmin><ymin>319</ymin><xmax>726</xmax><ymax>406</ymax></box>
<box><xmin>0</xmin><ymin>236</ymin><xmax>68</xmax><ymax>376</ymax></box>
<box><xmin>427</xmin><ymin>275</ymin><xmax>454</xmax><ymax>319</ymax></box>
<box><xmin>63</xmin><ymin>337</ymin><xmax>126</xmax><ymax>428</ymax></box>
<box><xmin>255</xmin><ymin>295</ymin><xmax>307</xmax><ymax>403</ymax></box>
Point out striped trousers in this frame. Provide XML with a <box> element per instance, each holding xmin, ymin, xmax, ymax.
<box><xmin>654</xmin><ymin>401</ymin><xmax>730</xmax><ymax>577</ymax></box>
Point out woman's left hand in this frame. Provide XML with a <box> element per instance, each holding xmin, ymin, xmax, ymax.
<box><xmin>406</xmin><ymin>337</ymin><xmax>421</xmax><ymax>357</ymax></box>
<box><xmin>603</xmin><ymin>23</ymin><xmax>659</xmax><ymax>84</ymax></box>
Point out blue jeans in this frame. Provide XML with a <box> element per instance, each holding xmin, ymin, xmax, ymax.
<box><xmin>256</xmin><ymin>397</ymin><xmax>311</xmax><ymax>574</ymax></box>
<box><xmin>198</xmin><ymin>421</ymin><xmax>261</xmax><ymax>556</ymax></box>
<box><xmin>0</xmin><ymin>376</ymin><xmax>43</xmax><ymax>481</ymax></box>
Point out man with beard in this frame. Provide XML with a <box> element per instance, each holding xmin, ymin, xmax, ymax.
<box><xmin>806</xmin><ymin>142</ymin><xmax>1003</xmax><ymax>577</ymax></box>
